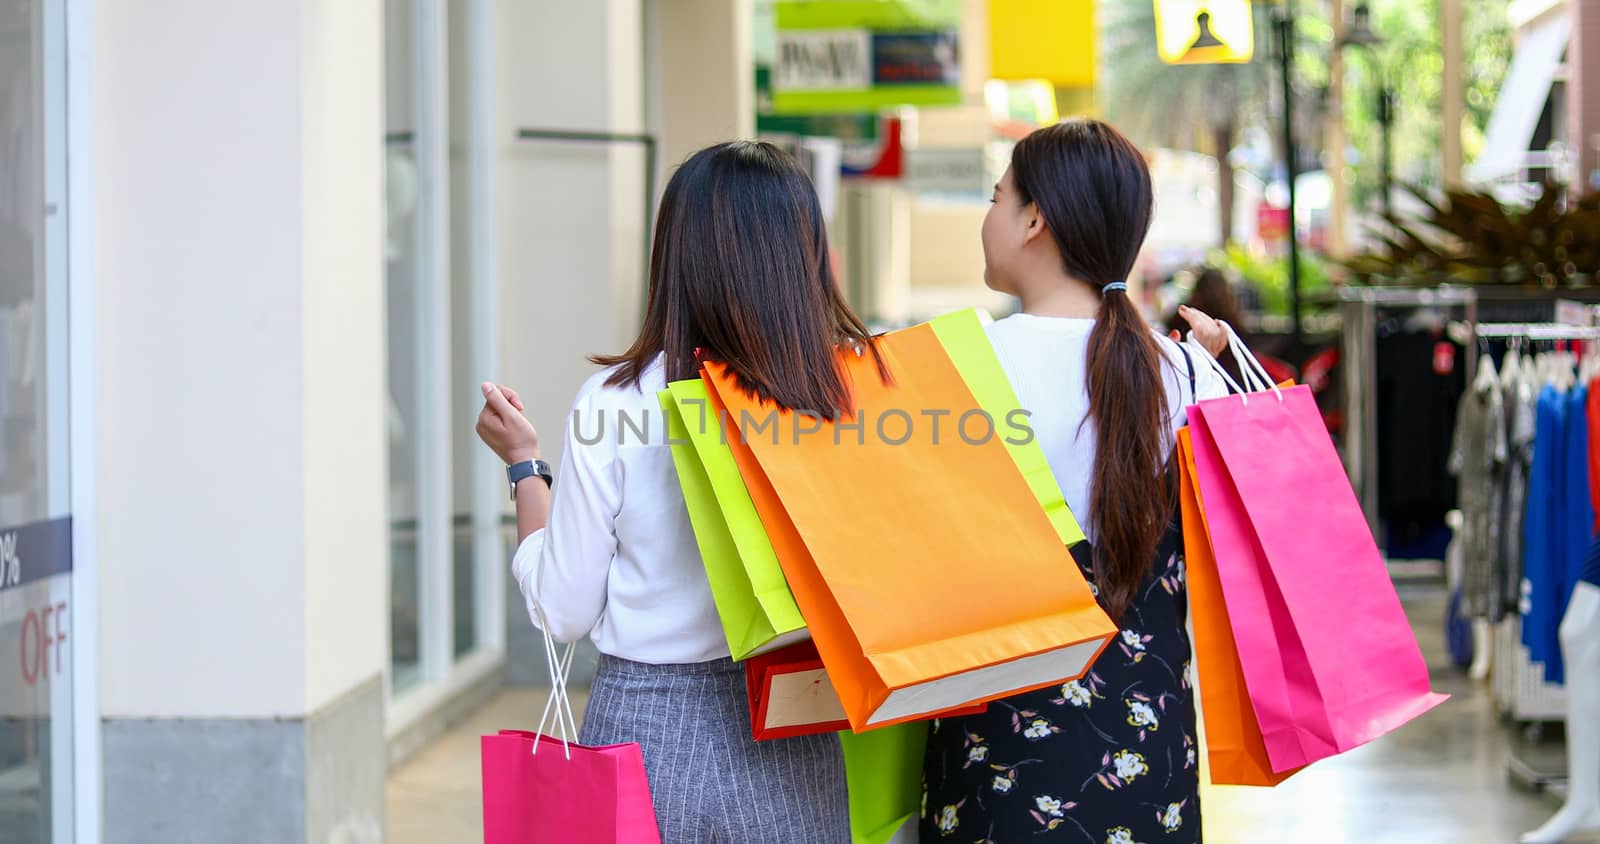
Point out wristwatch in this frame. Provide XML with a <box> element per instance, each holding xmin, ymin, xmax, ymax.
<box><xmin>507</xmin><ymin>459</ymin><xmax>554</xmax><ymax>499</ymax></box>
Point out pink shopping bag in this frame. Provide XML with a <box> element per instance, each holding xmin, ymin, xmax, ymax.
<box><xmin>1187</xmin><ymin>384</ymin><xmax>1447</xmax><ymax>773</ymax></box>
<box><xmin>481</xmin><ymin>729</ymin><xmax>661</xmax><ymax>843</ymax></box>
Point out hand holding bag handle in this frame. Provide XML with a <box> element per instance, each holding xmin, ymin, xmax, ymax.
<box><xmin>1187</xmin><ymin>324</ymin><xmax>1285</xmax><ymax>402</ymax></box>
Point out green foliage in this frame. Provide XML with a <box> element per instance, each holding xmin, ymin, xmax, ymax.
<box><xmin>1098</xmin><ymin>0</ymin><xmax>1512</xmax><ymax>206</ymax></box>
<box><xmin>1335</xmin><ymin>0</ymin><xmax>1511</xmax><ymax>205</ymax></box>
<box><xmin>1343</xmin><ymin>185</ymin><xmax>1600</xmax><ymax>286</ymax></box>
<box><xmin>1099</xmin><ymin>0</ymin><xmax>1272</xmax><ymax>148</ymax></box>
<box><xmin>1211</xmin><ymin>244</ymin><xmax>1334</xmax><ymax>316</ymax></box>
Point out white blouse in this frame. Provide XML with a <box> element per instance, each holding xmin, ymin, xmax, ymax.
<box><xmin>511</xmin><ymin>356</ymin><xmax>731</xmax><ymax>665</ymax></box>
<box><xmin>985</xmin><ymin>314</ymin><xmax>1230</xmax><ymax>538</ymax></box>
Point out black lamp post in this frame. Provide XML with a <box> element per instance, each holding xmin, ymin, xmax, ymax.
<box><xmin>1273</xmin><ymin>5</ymin><xmax>1303</xmax><ymax>343</ymax></box>
<box><xmin>1339</xmin><ymin>3</ymin><xmax>1392</xmax><ymax>220</ymax></box>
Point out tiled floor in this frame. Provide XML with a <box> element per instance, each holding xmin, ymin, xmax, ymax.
<box><xmin>386</xmin><ymin>591</ymin><xmax>1586</xmax><ymax>843</ymax></box>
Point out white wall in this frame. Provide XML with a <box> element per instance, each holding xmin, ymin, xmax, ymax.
<box><xmin>493</xmin><ymin>0</ymin><xmax>645</xmax><ymax>468</ymax></box>
<box><xmin>91</xmin><ymin>0</ymin><xmax>386</xmax><ymax>719</ymax></box>
<box><xmin>654</xmin><ymin>0</ymin><xmax>754</xmax><ymax>170</ymax></box>
<box><xmin>300</xmin><ymin>0</ymin><xmax>387</xmax><ymax>715</ymax></box>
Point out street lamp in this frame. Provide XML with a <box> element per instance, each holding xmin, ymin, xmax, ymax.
<box><xmin>1338</xmin><ymin>3</ymin><xmax>1393</xmax><ymax>220</ymax></box>
<box><xmin>1273</xmin><ymin>3</ymin><xmax>1304</xmax><ymax>343</ymax></box>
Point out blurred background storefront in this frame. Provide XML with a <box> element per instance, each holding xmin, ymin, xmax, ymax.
<box><xmin>4</xmin><ymin>0</ymin><xmax>1600</xmax><ymax>841</ymax></box>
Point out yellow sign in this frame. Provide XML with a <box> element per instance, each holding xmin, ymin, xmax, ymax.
<box><xmin>988</xmin><ymin>0</ymin><xmax>1095</xmax><ymax>88</ymax></box>
<box><xmin>1154</xmin><ymin>0</ymin><xmax>1254</xmax><ymax>65</ymax></box>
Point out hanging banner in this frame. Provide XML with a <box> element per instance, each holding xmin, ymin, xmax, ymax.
<box><xmin>772</xmin><ymin>0</ymin><xmax>963</xmax><ymax>115</ymax></box>
<box><xmin>1154</xmin><ymin>0</ymin><xmax>1255</xmax><ymax>65</ymax></box>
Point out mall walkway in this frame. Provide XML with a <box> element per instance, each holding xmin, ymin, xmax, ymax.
<box><xmin>385</xmin><ymin>590</ymin><xmax>1575</xmax><ymax>843</ymax></box>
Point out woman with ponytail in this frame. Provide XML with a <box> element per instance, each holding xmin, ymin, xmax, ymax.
<box><xmin>921</xmin><ymin>120</ymin><xmax>1229</xmax><ymax>843</ymax></box>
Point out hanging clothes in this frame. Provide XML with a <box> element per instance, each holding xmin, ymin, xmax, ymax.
<box><xmin>1449</xmin><ymin>356</ymin><xmax>1506</xmax><ymax>619</ymax></box>
<box><xmin>1498</xmin><ymin>355</ymin><xmax>1538</xmax><ymax>621</ymax></box>
<box><xmin>1519</xmin><ymin>368</ymin><xmax>1597</xmax><ymax>687</ymax></box>
<box><xmin>1376</xmin><ymin>327</ymin><xmax>1467</xmax><ymax>550</ymax></box>
<box><xmin>1522</xmin><ymin>384</ymin><xmax>1567</xmax><ymax>682</ymax></box>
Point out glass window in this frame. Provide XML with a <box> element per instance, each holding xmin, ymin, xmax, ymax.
<box><xmin>385</xmin><ymin>0</ymin><xmax>499</xmax><ymax>699</ymax></box>
<box><xmin>384</xmin><ymin>0</ymin><xmax>424</xmax><ymax>695</ymax></box>
<box><xmin>0</xmin><ymin>0</ymin><xmax>74</xmax><ymax>840</ymax></box>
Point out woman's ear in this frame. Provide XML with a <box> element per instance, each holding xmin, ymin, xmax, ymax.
<box><xmin>1021</xmin><ymin>203</ymin><xmax>1049</xmax><ymax>245</ymax></box>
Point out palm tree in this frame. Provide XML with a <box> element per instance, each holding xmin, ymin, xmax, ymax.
<box><xmin>1099</xmin><ymin>0</ymin><xmax>1276</xmax><ymax>246</ymax></box>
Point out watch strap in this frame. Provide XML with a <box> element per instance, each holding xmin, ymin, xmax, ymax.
<box><xmin>507</xmin><ymin>459</ymin><xmax>553</xmax><ymax>499</ymax></box>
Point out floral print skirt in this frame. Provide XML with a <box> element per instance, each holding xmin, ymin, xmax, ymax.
<box><xmin>921</xmin><ymin>532</ymin><xmax>1201</xmax><ymax>844</ymax></box>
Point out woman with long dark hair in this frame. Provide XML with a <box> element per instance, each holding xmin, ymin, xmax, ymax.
<box><xmin>921</xmin><ymin>120</ymin><xmax>1227</xmax><ymax>843</ymax></box>
<box><xmin>475</xmin><ymin>141</ymin><xmax>877</xmax><ymax>842</ymax></box>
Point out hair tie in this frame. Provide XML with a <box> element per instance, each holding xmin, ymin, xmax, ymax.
<box><xmin>1102</xmin><ymin>281</ymin><xmax>1129</xmax><ymax>295</ymax></box>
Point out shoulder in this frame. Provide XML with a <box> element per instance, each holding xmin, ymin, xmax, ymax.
<box><xmin>1153</xmin><ymin>332</ymin><xmax>1231</xmax><ymax>402</ymax></box>
<box><xmin>572</xmin><ymin>355</ymin><xmax>666</xmax><ymax>412</ymax></box>
<box><xmin>1151</xmin><ymin>332</ymin><xmax>1196</xmax><ymax>383</ymax></box>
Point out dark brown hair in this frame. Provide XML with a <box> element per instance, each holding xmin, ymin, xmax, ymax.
<box><xmin>1011</xmin><ymin>120</ymin><xmax>1169</xmax><ymax>623</ymax></box>
<box><xmin>593</xmin><ymin>141</ymin><xmax>880</xmax><ymax>415</ymax></box>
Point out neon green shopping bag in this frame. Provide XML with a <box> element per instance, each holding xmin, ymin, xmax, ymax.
<box><xmin>659</xmin><ymin>379</ymin><xmax>808</xmax><ymax>660</ymax></box>
<box><xmin>841</xmin><ymin>722</ymin><xmax>927</xmax><ymax>844</ymax></box>
<box><xmin>929</xmin><ymin>308</ymin><xmax>1086</xmax><ymax>546</ymax></box>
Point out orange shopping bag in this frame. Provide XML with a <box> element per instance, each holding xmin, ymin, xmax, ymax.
<box><xmin>1177</xmin><ymin>427</ymin><xmax>1300</xmax><ymax>787</ymax></box>
<box><xmin>701</xmin><ymin>322</ymin><xmax>1117</xmax><ymax>732</ymax></box>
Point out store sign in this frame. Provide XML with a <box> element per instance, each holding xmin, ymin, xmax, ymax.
<box><xmin>1257</xmin><ymin>203</ymin><xmax>1289</xmax><ymax>242</ymax></box>
<box><xmin>906</xmin><ymin>147</ymin><xmax>989</xmax><ymax>195</ymax></box>
<box><xmin>1</xmin><ymin>517</ymin><xmax>72</xmax><ymax>707</ymax></box>
<box><xmin>1154</xmin><ymin>0</ymin><xmax>1255</xmax><ymax>65</ymax></box>
<box><xmin>0</xmin><ymin>516</ymin><xmax>72</xmax><ymax>594</ymax></box>
<box><xmin>1554</xmin><ymin>299</ymin><xmax>1595</xmax><ymax>327</ymax></box>
<box><xmin>772</xmin><ymin>0</ymin><xmax>962</xmax><ymax>115</ymax></box>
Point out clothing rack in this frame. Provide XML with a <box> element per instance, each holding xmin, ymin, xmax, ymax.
<box><xmin>1473</xmin><ymin>323</ymin><xmax>1600</xmax><ymax>340</ymax></box>
<box><xmin>1478</xmin><ymin>319</ymin><xmax>1599</xmax><ymax>804</ymax></box>
<box><xmin>1464</xmin><ymin>320</ymin><xmax>1595</xmax><ymax>724</ymax></box>
<box><xmin>1340</xmin><ymin>287</ymin><xmax>1479</xmax><ymax>543</ymax></box>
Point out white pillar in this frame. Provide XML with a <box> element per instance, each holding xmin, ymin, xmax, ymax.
<box><xmin>1571</xmin><ymin>0</ymin><xmax>1600</xmax><ymax>188</ymax></box>
<box><xmin>493</xmin><ymin>0</ymin><xmax>646</xmax><ymax>686</ymax></box>
<box><xmin>1440</xmin><ymin>0</ymin><xmax>1465</xmax><ymax>187</ymax></box>
<box><xmin>87</xmin><ymin>1</ymin><xmax>387</xmax><ymax>840</ymax></box>
<box><xmin>653</xmin><ymin>0</ymin><xmax>755</xmax><ymax>170</ymax></box>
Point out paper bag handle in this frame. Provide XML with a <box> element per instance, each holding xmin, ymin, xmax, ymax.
<box><xmin>1188</xmin><ymin>323</ymin><xmax>1284</xmax><ymax>405</ymax></box>
<box><xmin>528</xmin><ymin>560</ymin><xmax>580</xmax><ymax>760</ymax></box>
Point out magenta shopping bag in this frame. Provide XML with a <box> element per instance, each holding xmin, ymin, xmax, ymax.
<box><xmin>1187</xmin><ymin>384</ymin><xmax>1448</xmax><ymax>773</ymax></box>
<box><xmin>481</xmin><ymin>729</ymin><xmax>661</xmax><ymax>843</ymax></box>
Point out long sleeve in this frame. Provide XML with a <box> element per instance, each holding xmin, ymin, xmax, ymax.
<box><xmin>1188</xmin><ymin>340</ymin><xmax>1231</xmax><ymax>402</ymax></box>
<box><xmin>510</xmin><ymin>386</ymin><xmax>623</xmax><ymax>644</ymax></box>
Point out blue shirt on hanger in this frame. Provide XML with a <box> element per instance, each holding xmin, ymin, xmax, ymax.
<box><xmin>1521</xmin><ymin>385</ymin><xmax>1566</xmax><ymax>682</ymax></box>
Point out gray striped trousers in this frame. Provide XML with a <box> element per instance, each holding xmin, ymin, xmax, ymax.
<box><xmin>579</xmin><ymin>654</ymin><xmax>851</xmax><ymax>843</ymax></box>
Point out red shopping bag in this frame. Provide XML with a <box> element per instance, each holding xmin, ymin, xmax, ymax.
<box><xmin>745</xmin><ymin>641</ymin><xmax>989</xmax><ymax>741</ymax></box>
<box><xmin>746</xmin><ymin>641</ymin><xmax>851</xmax><ymax>741</ymax></box>
<box><xmin>481</xmin><ymin>729</ymin><xmax>660</xmax><ymax>843</ymax></box>
<box><xmin>1187</xmin><ymin>383</ymin><xmax>1447</xmax><ymax>773</ymax></box>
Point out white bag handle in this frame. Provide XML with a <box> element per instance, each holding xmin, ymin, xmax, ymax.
<box><xmin>1187</xmin><ymin>323</ymin><xmax>1284</xmax><ymax>405</ymax></box>
<box><xmin>529</xmin><ymin>557</ymin><xmax>580</xmax><ymax>760</ymax></box>
<box><xmin>1226</xmin><ymin>324</ymin><xmax>1284</xmax><ymax>400</ymax></box>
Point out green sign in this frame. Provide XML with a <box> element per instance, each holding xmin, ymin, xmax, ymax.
<box><xmin>756</xmin><ymin>67</ymin><xmax>882</xmax><ymax>139</ymax></box>
<box><xmin>771</xmin><ymin>0</ymin><xmax>963</xmax><ymax>115</ymax></box>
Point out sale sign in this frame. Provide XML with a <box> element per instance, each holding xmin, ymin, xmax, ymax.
<box><xmin>771</xmin><ymin>0</ymin><xmax>962</xmax><ymax>114</ymax></box>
